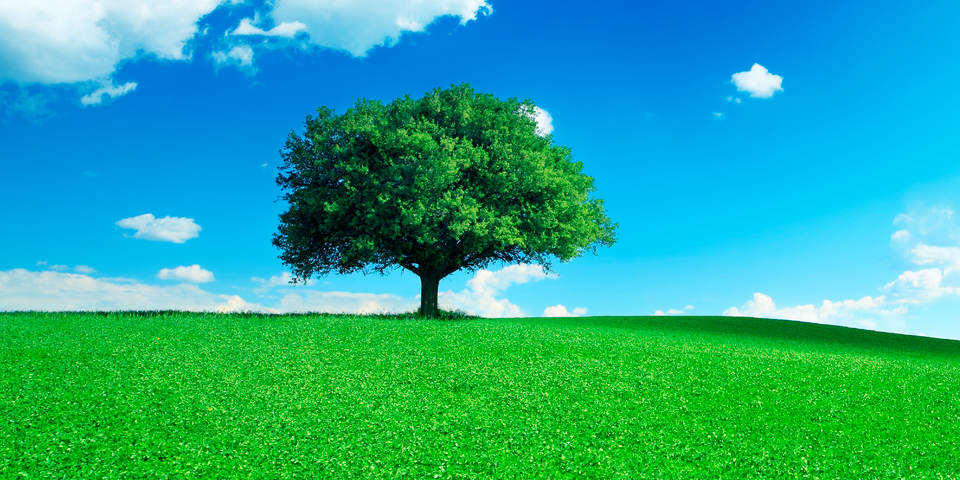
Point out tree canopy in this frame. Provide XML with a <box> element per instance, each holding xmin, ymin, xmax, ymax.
<box><xmin>274</xmin><ymin>84</ymin><xmax>616</xmax><ymax>316</ymax></box>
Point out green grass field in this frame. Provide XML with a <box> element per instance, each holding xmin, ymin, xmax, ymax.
<box><xmin>2</xmin><ymin>312</ymin><xmax>959</xmax><ymax>479</ymax></box>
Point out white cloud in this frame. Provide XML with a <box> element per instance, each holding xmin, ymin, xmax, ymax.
<box><xmin>0</xmin><ymin>1</ymin><xmax>492</xmax><ymax>106</ymax></box>
<box><xmin>250</xmin><ymin>272</ymin><xmax>314</xmax><ymax>293</ymax></box>
<box><xmin>712</xmin><ymin>112</ymin><xmax>725</xmax><ymax>119</ymax></box>
<box><xmin>231</xmin><ymin>18</ymin><xmax>306</xmax><ymax>38</ymax></box>
<box><xmin>269</xmin><ymin>264</ymin><xmax>560</xmax><ymax>317</ymax></box>
<box><xmin>533</xmin><ymin>106</ymin><xmax>553</xmax><ymax>136</ymax></box>
<box><xmin>884</xmin><ymin>268</ymin><xmax>960</xmax><ymax>302</ymax></box>
<box><xmin>725</xmin><ymin>96</ymin><xmax>742</xmax><ymax>104</ymax></box>
<box><xmin>520</xmin><ymin>105</ymin><xmax>554</xmax><ymax>136</ymax></box>
<box><xmin>910</xmin><ymin>243</ymin><xmax>960</xmax><ymax>271</ymax></box>
<box><xmin>215</xmin><ymin>295</ymin><xmax>276</xmax><ymax>313</ymax></box>
<box><xmin>0</xmin><ymin>263</ymin><xmax>569</xmax><ymax>317</ymax></box>
<box><xmin>893</xmin><ymin>207</ymin><xmax>956</xmax><ymax>234</ymax></box>
<box><xmin>252</xmin><ymin>272</ymin><xmax>294</xmax><ymax>287</ymax></box>
<box><xmin>211</xmin><ymin>45</ymin><xmax>254</xmax><ymax>68</ymax></box>
<box><xmin>731</xmin><ymin>63</ymin><xmax>783</xmax><ymax>99</ymax></box>
<box><xmin>0</xmin><ymin>0</ymin><xmax>222</xmax><ymax>84</ymax></box>
<box><xmin>38</xmin><ymin>262</ymin><xmax>96</xmax><ymax>274</ymax></box>
<box><xmin>116</xmin><ymin>213</ymin><xmax>201</xmax><ymax>244</ymax></box>
<box><xmin>264</xmin><ymin>0</ymin><xmax>491</xmax><ymax>56</ymax></box>
<box><xmin>158</xmin><ymin>265</ymin><xmax>215</xmax><ymax>283</ymax></box>
<box><xmin>653</xmin><ymin>305</ymin><xmax>694</xmax><ymax>316</ymax></box>
<box><xmin>80</xmin><ymin>81</ymin><xmax>137</xmax><ymax>106</ymax></box>
<box><xmin>724</xmin><ymin>292</ymin><xmax>894</xmax><ymax>325</ymax></box>
<box><xmin>0</xmin><ymin>268</ymin><xmax>260</xmax><ymax>312</ymax></box>
<box><xmin>719</xmin><ymin>206</ymin><xmax>960</xmax><ymax>333</ymax></box>
<box><xmin>259</xmin><ymin>264</ymin><xmax>559</xmax><ymax>317</ymax></box>
<box><xmin>543</xmin><ymin>304</ymin><xmax>587</xmax><ymax>317</ymax></box>
<box><xmin>891</xmin><ymin>229</ymin><xmax>911</xmax><ymax>242</ymax></box>
<box><xmin>440</xmin><ymin>264</ymin><xmax>556</xmax><ymax>317</ymax></box>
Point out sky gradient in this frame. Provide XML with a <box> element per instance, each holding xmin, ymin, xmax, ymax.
<box><xmin>2</xmin><ymin>1</ymin><xmax>960</xmax><ymax>338</ymax></box>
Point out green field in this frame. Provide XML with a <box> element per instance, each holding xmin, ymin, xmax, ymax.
<box><xmin>2</xmin><ymin>312</ymin><xmax>959</xmax><ymax>479</ymax></box>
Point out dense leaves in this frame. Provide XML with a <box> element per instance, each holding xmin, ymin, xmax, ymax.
<box><xmin>274</xmin><ymin>85</ymin><xmax>615</xmax><ymax>313</ymax></box>
<box><xmin>3</xmin><ymin>312</ymin><xmax>960</xmax><ymax>478</ymax></box>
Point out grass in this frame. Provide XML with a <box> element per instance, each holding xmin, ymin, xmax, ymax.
<box><xmin>2</xmin><ymin>312</ymin><xmax>960</xmax><ymax>479</ymax></box>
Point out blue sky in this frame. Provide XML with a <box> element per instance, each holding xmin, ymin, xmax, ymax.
<box><xmin>2</xmin><ymin>0</ymin><xmax>960</xmax><ymax>338</ymax></box>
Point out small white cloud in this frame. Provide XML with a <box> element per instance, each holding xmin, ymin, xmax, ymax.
<box><xmin>252</xmin><ymin>272</ymin><xmax>293</xmax><ymax>286</ymax></box>
<box><xmin>251</xmin><ymin>272</ymin><xmax>314</xmax><ymax>293</ymax></box>
<box><xmin>891</xmin><ymin>229</ymin><xmax>911</xmax><ymax>242</ymax></box>
<box><xmin>116</xmin><ymin>213</ymin><xmax>201</xmax><ymax>244</ymax></box>
<box><xmin>725</xmin><ymin>96</ymin><xmax>742</xmax><ymax>104</ymax></box>
<box><xmin>653</xmin><ymin>305</ymin><xmax>693</xmax><ymax>316</ymax></box>
<box><xmin>532</xmin><ymin>106</ymin><xmax>553</xmax><ymax>136</ymax></box>
<box><xmin>712</xmin><ymin>112</ymin><xmax>725</xmax><ymax>119</ymax></box>
<box><xmin>231</xmin><ymin>18</ymin><xmax>307</xmax><ymax>37</ymax></box>
<box><xmin>731</xmin><ymin>63</ymin><xmax>783</xmax><ymax>99</ymax></box>
<box><xmin>158</xmin><ymin>265</ymin><xmax>215</xmax><ymax>283</ymax></box>
<box><xmin>74</xmin><ymin>265</ymin><xmax>96</xmax><ymax>274</ymax></box>
<box><xmin>212</xmin><ymin>45</ymin><xmax>254</xmax><ymax>68</ymax></box>
<box><xmin>80</xmin><ymin>82</ymin><xmax>138</xmax><ymax>106</ymax></box>
<box><xmin>47</xmin><ymin>264</ymin><xmax>69</xmax><ymax>272</ymax></box>
<box><xmin>543</xmin><ymin>304</ymin><xmax>587</xmax><ymax>317</ymax></box>
<box><xmin>521</xmin><ymin>105</ymin><xmax>554</xmax><ymax>136</ymax></box>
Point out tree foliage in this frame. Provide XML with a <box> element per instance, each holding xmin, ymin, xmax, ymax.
<box><xmin>274</xmin><ymin>84</ymin><xmax>616</xmax><ymax>316</ymax></box>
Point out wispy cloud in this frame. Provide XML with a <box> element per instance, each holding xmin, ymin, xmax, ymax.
<box><xmin>80</xmin><ymin>82</ymin><xmax>137</xmax><ymax>106</ymax></box>
<box><xmin>211</xmin><ymin>45</ymin><xmax>254</xmax><ymax>70</ymax></box>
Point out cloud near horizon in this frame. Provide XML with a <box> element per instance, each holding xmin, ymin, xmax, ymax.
<box><xmin>543</xmin><ymin>304</ymin><xmax>587</xmax><ymax>317</ymax></box>
<box><xmin>0</xmin><ymin>263</ymin><xmax>572</xmax><ymax>317</ymax></box>
<box><xmin>0</xmin><ymin>268</ymin><xmax>248</xmax><ymax>312</ymax></box>
<box><xmin>654</xmin><ymin>305</ymin><xmax>694</xmax><ymax>316</ymax></box>
<box><xmin>724</xmin><ymin>206</ymin><xmax>960</xmax><ymax>333</ymax></box>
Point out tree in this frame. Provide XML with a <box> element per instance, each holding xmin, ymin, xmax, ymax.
<box><xmin>274</xmin><ymin>84</ymin><xmax>616</xmax><ymax>317</ymax></box>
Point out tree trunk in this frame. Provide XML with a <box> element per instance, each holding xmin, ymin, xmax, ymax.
<box><xmin>419</xmin><ymin>274</ymin><xmax>440</xmax><ymax>317</ymax></box>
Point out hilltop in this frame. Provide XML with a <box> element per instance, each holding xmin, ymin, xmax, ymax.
<box><xmin>2</xmin><ymin>313</ymin><xmax>958</xmax><ymax>478</ymax></box>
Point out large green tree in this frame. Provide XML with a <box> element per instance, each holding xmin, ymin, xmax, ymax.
<box><xmin>274</xmin><ymin>84</ymin><xmax>616</xmax><ymax>316</ymax></box>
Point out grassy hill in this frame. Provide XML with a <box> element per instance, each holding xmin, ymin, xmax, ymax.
<box><xmin>2</xmin><ymin>312</ymin><xmax>959</xmax><ymax>479</ymax></box>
